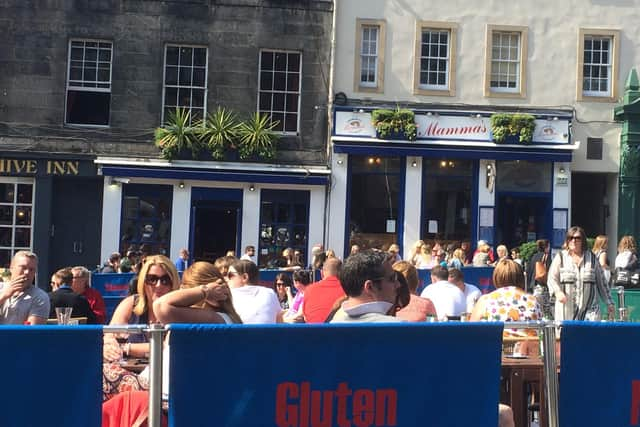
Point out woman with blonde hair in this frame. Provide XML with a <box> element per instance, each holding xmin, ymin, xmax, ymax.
<box><xmin>408</xmin><ymin>240</ymin><xmax>425</xmax><ymax>265</ymax></box>
<box><xmin>415</xmin><ymin>243</ymin><xmax>434</xmax><ymax>269</ymax></box>
<box><xmin>592</xmin><ymin>235</ymin><xmax>610</xmax><ymax>285</ymax></box>
<box><xmin>153</xmin><ymin>261</ymin><xmax>242</xmax><ymax>324</ymax></box>
<box><xmin>393</xmin><ymin>261</ymin><xmax>436</xmax><ymax>321</ymax></box>
<box><xmin>103</xmin><ymin>255</ymin><xmax>180</xmax><ymax>400</ymax></box>
<box><xmin>449</xmin><ymin>248</ymin><xmax>465</xmax><ymax>270</ymax></box>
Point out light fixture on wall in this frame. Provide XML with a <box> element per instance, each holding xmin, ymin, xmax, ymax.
<box><xmin>178</xmin><ymin>181</ymin><xmax>185</xmax><ymax>189</ymax></box>
<box><xmin>249</xmin><ymin>184</ymin><xmax>255</xmax><ymax>192</ymax></box>
<box><xmin>486</xmin><ymin>162</ymin><xmax>495</xmax><ymax>193</ymax></box>
<box><xmin>411</xmin><ymin>158</ymin><xmax>418</xmax><ymax>168</ymax></box>
<box><xmin>559</xmin><ymin>166</ymin><xmax>566</xmax><ymax>174</ymax></box>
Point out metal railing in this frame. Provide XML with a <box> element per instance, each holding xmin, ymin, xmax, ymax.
<box><xmin>104</xmin><ymin>324</ymin><xmax>166</xmax><ymax>427</ymax></box>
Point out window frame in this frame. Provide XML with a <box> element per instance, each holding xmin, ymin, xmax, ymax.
<box><xmin>484</xmin><ymin>25</ymin><xmax>528</xmax><ymax>98</ymax></box>
<box><xmin>577</xmin><ymin>28</ymin><xmax>619</xmax><ymax>102</ymax></box>
<box><xmin>161</xmin><ymin>43</ymin><xmax>209</xmax><ymax>126</ymax></box>
<box><xmin>64</xmin><ymin>38</ymin><xmax>113</xmax><ymax>127</ymax></box>
<box><xmin>0</xmin><ymin>178</ymin><xmax>35</xmax><ymax>268</ymax></box>
<box><xmin>257</xmin><ymin>49</ymin><xmax>302</xmax><ymax>135</ymax></box>
<box><xmin>413</xmin><ymin>21</ymin><xmax>457</xmax><ymax>97</ymax></box>
<box><xmin>354</xmin><ymin>18</ymin><xmax>386</xmax><ymax>94</ymax></box>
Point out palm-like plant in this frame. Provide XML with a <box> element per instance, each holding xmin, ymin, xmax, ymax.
<box><xmin>236</xmin><ymin>113</ymin><xmax>280</xmax><ymax>160</ymax></box>
<box><xmin>154</xmin><ymin>108</ymin><xmax>201</xmax><ymax>160</ymax></box>
<box><xmin>198</xmin><ymin>107</ymin><xmax>240</xmax><ymax>160</ymax></box>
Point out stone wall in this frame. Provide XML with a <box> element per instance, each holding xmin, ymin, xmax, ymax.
<box><xmin>0</xmin><ymin>0</ymin><xmax>333</xmax><ymax>164</ymax></box>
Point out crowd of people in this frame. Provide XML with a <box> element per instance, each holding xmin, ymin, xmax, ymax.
<box><xmin>3</xmin><ymin>228</ymin><xmax>637</xmax><ymax>426</ymax></box>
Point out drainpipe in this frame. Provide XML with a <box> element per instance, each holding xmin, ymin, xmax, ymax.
<box><xmin>323</xmin><ymin>0</ymin><xmax>337</xmax><ymax>251</ymax></box>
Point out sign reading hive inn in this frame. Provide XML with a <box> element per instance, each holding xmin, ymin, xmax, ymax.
<box><xmin>334</xmin><ymin>110</ymin><xmax>570</xmax><ymax>145</ymax></box>
<box><xmin>0</xmin><ymin>158</ymin><xmax>81</xmax><ymax>176</ymax></box>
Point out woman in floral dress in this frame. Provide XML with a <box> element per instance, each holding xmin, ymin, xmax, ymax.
<box><xmin>470</xmin><ymin>259</ymin><xmax>542</xmax><ymax>336</ymax></box>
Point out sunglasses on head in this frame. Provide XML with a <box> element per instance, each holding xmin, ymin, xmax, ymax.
<box><xmin>144</xmin><ymin>274</ymin><xmax>172</xmax><ymax>286</ymax></box>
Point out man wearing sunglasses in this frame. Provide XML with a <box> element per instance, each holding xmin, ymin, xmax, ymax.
<box><xmin>330</xmin><ymin>250</ymin><xmax>403</xmax><ymax>323</ymax></box>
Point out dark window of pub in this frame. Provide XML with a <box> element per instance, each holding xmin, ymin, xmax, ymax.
<box><xmin>258</xmin><ymin>190</ymin><xmax>309</xmax><ymax>268</ymax></box>
<box><xmin>120</xmin><ymin>184</ymin><xmax>172</xmax><ymax>256</ymax></box>
<box><xmin>65</xmin><ymin>40</ymin><xmax>112</xmax><ymax>126</ymax></box>
<box><xmin>348</xmin><ymin>156</ymin><xmax>403</xmax><ymax>252</ymax></box>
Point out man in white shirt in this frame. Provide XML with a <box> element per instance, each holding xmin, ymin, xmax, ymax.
<box><xmin>227</xmin><ymin>259</ymin><xmax>281</xmax><ymax>323</ymax></box>
<box><xmin>448</xmin><ymin>268</ymin><xmax>482</xmax><ymax>313</ymax></box>
<box><xmin>419</xmin><ymin>265</ymin><xmax>466</xmax><ymax>320</ymax></box>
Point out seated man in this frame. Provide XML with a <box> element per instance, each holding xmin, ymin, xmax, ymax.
<box><xmin>303</xmin><ymin>257</ymin><xmax>344</xmax><ymax>323</ymax></box>
<box><xmin>49</xmin><ymin>268</ymin><xmax>97</xmax><ymax>324</ymax></box>
<box><xmin>71</xmin><ymin>266</ymin><xmax>107</xmax><ymax>324</ymax></box>
<box><xmin>420</xmin><ymin>265</ymin><xmax>466</xmax><ymax>320</ymax></box>
<box><xmin>0</xmin><ymin>250</ymin><xmax>49</xmax><ymax>325</ymax></box>
<box><xmin>227</xmin><ymin>260</ymin><xmax>282</xmax><ymax>324</ymax></box>
<box><xmin>330</xmin><ymin>250</ymin><xmax>403</xmax><ymax>323</ymax></box>
<box><xmin>448</xmin><ymin>267</ymin><xmax>482</xmax><ymax>313</ymax></box>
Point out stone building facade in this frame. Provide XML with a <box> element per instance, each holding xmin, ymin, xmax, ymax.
<box><xmin>0</xmin><ymin>0</ymin><xmax>333</xmax><ymax>286</ymax></box>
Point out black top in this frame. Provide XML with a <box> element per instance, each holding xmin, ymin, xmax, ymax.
<box><xmin>48</xmin><ymin>286</ymin><xmax>97</xmax><ymax>324</ymax></box>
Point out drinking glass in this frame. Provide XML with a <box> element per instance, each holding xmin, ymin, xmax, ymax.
<box><xmin>55</xmin><ymin>307</ymin><xmax>73</xmax><ymax>325</ymax></box>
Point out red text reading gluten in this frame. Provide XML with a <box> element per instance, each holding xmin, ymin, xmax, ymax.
<box><xmin>631</xmin><ymin>380</ymin><xmax>640</xmax><ymax>425</ymax></box>
<box><xmin>275</xmin><ymin>381</ymin><xmax>398</xmax><ymax>427</ymax></box>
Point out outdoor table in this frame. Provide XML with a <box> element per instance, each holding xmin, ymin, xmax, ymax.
<box><xmin>119</xmin><ymin>357</ymin><xmax>149</xmax><ymax>374</ymax></box>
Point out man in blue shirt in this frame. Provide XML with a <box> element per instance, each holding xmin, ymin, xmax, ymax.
<box><xmin>175</xmin><ymin>248</ymin><xmax>189</xmax><ymax>272</ymax></box>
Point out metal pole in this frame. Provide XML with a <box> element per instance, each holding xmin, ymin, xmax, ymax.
<box><xmin>617</xmin><ymin>286</ymin><xmax>628</xmax><ymax>321</ymax></box>
<box><xmin>542</xmin><ymin>323</ymin><xmax>559</xmax><ymax>427</ymax></box>
<box><xmin>148</xmin><ymin>323</ymin><xmax>164</xmax><ymax>427</ymax></box>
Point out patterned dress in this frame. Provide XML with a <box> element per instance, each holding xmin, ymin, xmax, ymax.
<box><xmin>481</xmin><ymin>286</ymin><xmax>542</xmax><ymax>336</ymax></box>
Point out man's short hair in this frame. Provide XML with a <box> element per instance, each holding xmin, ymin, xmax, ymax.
<box><xmin>54</xmin><ymin>268</ymin><xmax>73</xmax><ymax>285</ymax></box>
<box><xmin>71</xmin><ymin>266</ymin><xmax>90</xmax><ymax>279</ymax></box>
<box><xmin>430</xmin><ymin>264</ymin><xmax>448</xmax><ymax>281</ymax></box>
<box><xmin>232</xmin><ymin>259</ymin><xmax>259</xmax><ymax>282</ymax></box>
<box><xmin>245</xmin><ymin>245</ymin><xmax>255</xmax><ymax>252</ymax></box>
<box><xmin>322</xmin><ymin>257</ymin><xmax>342</xmax><ymax>276</ymax></box>
<box><xmin>448</xmin><ymin>268</ymin><xmax>464</xmax><ymax>283</ymax></box>
<box><xmin>339</xmin><ymin>250</ymin><xmax>387</xmax><ymax>297</ymax></box>
<box><xmin>109</xmin><ymin>252</ymin><xmax>121</xmax><ymax>263</ymax></box>
<box><xmin>12</xmin><ymin>250</ymin><xmax>38</xmax><ymax>266</ymax></box>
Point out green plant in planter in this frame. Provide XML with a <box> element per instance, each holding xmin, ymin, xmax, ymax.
<box><xmin>489</xmin><ymin>113</ymin><xmax>536</xmax><ymax>144</ymax></box>
<box><xmin>371</xmin><ymin>107</ymin><xmax>417</xmax><ymax>141</ymax></box>
<box><xmin>154</xmin><ymin>107</ymin><xmax>202</xmax><ymax>160</ymax></box>
<box><xmin>236</xmin><ymin>113</ymin><xmax>280</xmax><ymax>160</ymax></box>
<box><xmin>198</xmin><ymin>107</ymin><xmax>240</xmax><ymax>160</ymax></box>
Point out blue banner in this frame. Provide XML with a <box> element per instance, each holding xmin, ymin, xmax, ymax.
<box><xmin>560</xmin><ymin>322</ymin><xmax>640</xmax><ymax>426</ymax></box>
<box><xmin>168</xmin><ymin>323</ymin><xmax>503</xmax><ymax>427</ymax></box>
<box><xmin>0</xmin><ymin>326</ymin><xmax>103</xmax><ymax>427</ymax></box>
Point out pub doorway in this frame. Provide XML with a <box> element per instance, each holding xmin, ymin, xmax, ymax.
<box><xmin>495</xmin><ymin>194</ymin><xmax>551</xmax><ymax>250</ymax></box>
<box><xmin>189</xmin><ymin>188</ymin><xmax>242</xmax><ymax>262</ymax></box>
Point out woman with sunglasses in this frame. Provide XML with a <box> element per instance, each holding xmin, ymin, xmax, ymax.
<box><xmin>547</xmin><ymin>226</ymin><xmax>614</xmax><ymax>321</ymax></box>
<box><xmin>103</xmin><ymin>255</ymin><xmax>180</xmax><ymax>400</ymax></box>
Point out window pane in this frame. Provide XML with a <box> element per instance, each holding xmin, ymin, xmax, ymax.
<box><xmin>0</xmin><ymin>228</ymin><xmax>10</xmax><ymax>246</ymax></box>
<box><xmin>15</xmin><ymin>206</ymin><xmax>30</xmax><ymax>226</ymax></box>
<box><xmin>0</xmin><ymin>206</ymin><xmax>12</xmax><ymax>226</ymax></box>
<box><xmin>193</xmin><ymin>48</ymin><xmax>207</xmax><ymax>66</ymax></box>
<box><xmin>179</xmin><ymin>47</ymin><xmax>193</xmax><ymax>65</ymax></box>
<box><xmin>259</xmin><ymin>50</ymin><xmax>300</xmax><ymax>133</ymax></box>
<box><xmin>165</xmin><ymin>66</ymin><xmax>178</xmax><ymax>85</ymax></box>
<box><xmin>166</xmin><ymin>46</ymin><xmax>179</xmax><ymax>65</ymax></box>
<box><xmin>0</xmin><ymin>184</ymin><xmax>13</xmax><ymax>203</ymax></box>
<box><xmin>14</xmin><ymin>228</ymin><xmax>30</xmax><ymax>247</ymax></box>
<box><xmin>193</xmin><ymin>68</ymin><xmax>205</xmax><ymax>86</ymax></box>
<box><xmin>163</xmin><ymin>45</ymin><xmax>208</xmax><ymax>123</ymax></box>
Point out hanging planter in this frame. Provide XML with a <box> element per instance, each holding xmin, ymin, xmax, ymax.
<box><xmin>489</xmin><ymin>113</ymin><xmax>536</xmax><ymax>144</ymax></box>
<box><xmin>372</xmin><ymin>107</ymin><xmax>418</xmax><ymax>141</ymax></box>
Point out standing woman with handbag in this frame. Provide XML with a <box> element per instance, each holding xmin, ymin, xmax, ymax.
<box><xmin>526</xmin><ymin>239</ymin><xmax>552</xmax><ymax>319</ymax></box>
<box><xmin>614</xmin><ymin>235</ymin><xmax>638</xmax><ymax>287</ymax></box>
<box><xmin>592</xmin><ymin>235</ymin><xmax>611</xmax><ymax>287</ymax></box>
<box><xmin>547</xmin><ymin>226</ymin><xmax>615</xmax><ymax>321</ymax></box>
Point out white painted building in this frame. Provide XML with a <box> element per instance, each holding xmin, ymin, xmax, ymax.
<box><xmin>327</xmin><ymin>0</ymin><xmax>638</xmax><ymax>258</ymax></box>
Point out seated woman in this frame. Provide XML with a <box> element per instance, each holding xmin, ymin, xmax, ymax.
<box><xmin>283</xmin><ymin>270</ymin><xmax>313</xmax><ymax>323</ymax></box>
<box><xmin>103</xmin><ymin>262</ymin><xmax>241</xmax><ymax>425</ymax></box>
<box><xmin>273</xmin><ymin>273</ymin><xmax>294</xmax><ymax>310</ymax></box>
<box><xmin>470</xmin><ymin>259</ymin><xmax>542</xmax><ymax>338</ymax></box>
<box><xmin>393</xmin><ymin>261</ymin><xmax>437</xmax><ymax>322</ymax></box>
<box><xmin>102</xmin><ymin>255</ymin><xmax>180</xmax><ymax>400</ymax></box>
